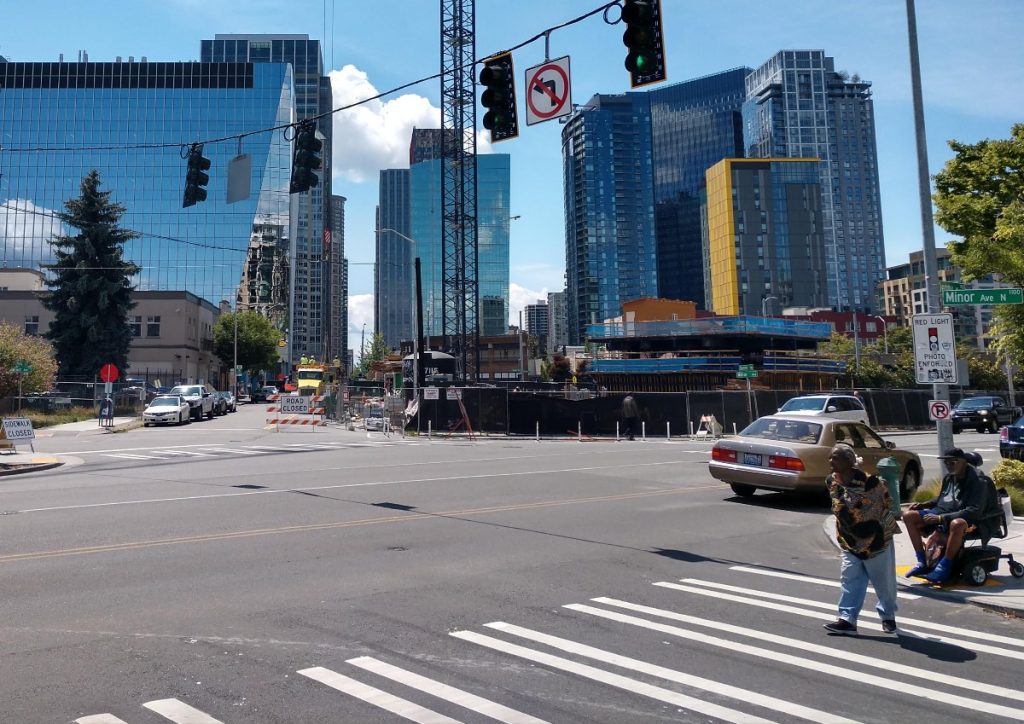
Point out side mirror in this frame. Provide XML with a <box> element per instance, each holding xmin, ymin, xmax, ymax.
<box><xmin>826</xmin><ymin>406</ymin><xmax>837</xmax><ymax>412</ymax></box>
<box><xmin>885</xmin><ymin>440</ymin><xmax>896</xmax><ymax>450</ymax></box>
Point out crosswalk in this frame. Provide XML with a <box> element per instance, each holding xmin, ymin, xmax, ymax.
<box><xmin>73</xmin><ymin>565</ymin><xmax>1024</xmax><ymax>723</ymax></box>
<box><xmin>96</xmin><ymin>439</ymin><xmax>419</xmax><ymax>461</ymax></box>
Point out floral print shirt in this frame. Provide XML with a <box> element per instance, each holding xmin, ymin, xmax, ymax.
<box><xmin>829</xmin><ymin>469</ymin><xmax>897</xmax><ymax>559</ymax></box>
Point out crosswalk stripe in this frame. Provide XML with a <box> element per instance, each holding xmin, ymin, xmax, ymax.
<box><xmin>729</xmin><ymin>565</ymin><xmax>922</xmax><ymax>599</ymax></box>
<box><xmin>149</xmin><ymin>450</ymin><xmax>193</xmax><ymax>456</ymax></box>
<box><xmin>102</xmin><ymin>453</ymin><xmax>164</xmax><ymax>460</ymax></box>
<box><xmin>298</xmin><ymin>666</ymin><xmax>461</xmax><ymax>723</ymax></box>
<box><xmin>656</xmin><ymin>581</ymin><xmax>1024</xmax><ymax>661</ymax></box>
<box><xmin>677</xmin><ymin>578</ymin><xmax>1024</xmax><ymax>650</ymax></box>
<box><xmin>483</xmin><ymin>622</ymin><xmax>857</xmax><ymax>724</ymax></box>
<box><xmin>451</xmin><ymin>630</ymin><xmax>777</xmax><ymax>724</ymax></box>
<box><xmin>348</xmin><ymin>656</ymin><xmax>548</xmax><ymax>724</ymax></box>
<box><xmin>142</xmin><ymin>697</ymin><xmax>223</xmax><ymax>723</ymax></box>
<box><xmin>563</xmin><ymin>603</ymin><xmax>1024</xmax><ymax>720</ymax></box>
<box><xmin>197</xmin><ymin>448</ymin><xmax>264</xmax><ymax>455</ymax></box>
<box><xmin>590</xmin><ymin>597</ymin><xmax>1024</xmax><ymax>702</ymax></box>
<box><xmin>74</xmin><ymin>715</ymin><xmax>129</xmax><ymax>724</ymax></box>
<box><xmin>246</xmin><ymin>445</ymin><xmax>296</xmax><ymax>452</ymax></box>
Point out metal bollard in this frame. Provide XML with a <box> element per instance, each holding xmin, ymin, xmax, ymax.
<box><xmin>616</xmin><ymin>421</ymin><xmax>620</xmax><ymax>441</ymax></box>
<box><xmin>536</xmin><ymin>420</ymin><xmax>540</xmax><ymax>442</ymax></box>
<box><xmin>667</xmin><ymin>421</ymin><xmax>671</xmax><ymax>440</ymax></box>
<box><xmin>578</xmin><ymin>421</ymin><xmax>582</xmax><ymax>442</ymax></box>
<box><xmin>428</xmin><ymin>420</ymin><xmax>432</xmax><ymax>439</ymax></box>
<box><xmin>642</xmin><ymin>421</ymin><xmax>646</xmax><ymax>441</ymax></box>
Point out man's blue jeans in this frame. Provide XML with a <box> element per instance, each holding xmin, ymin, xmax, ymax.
<box><xmin>838</xmin><ymin>546</ymin><xmax>897</xmax><ymax>625</ymax></box>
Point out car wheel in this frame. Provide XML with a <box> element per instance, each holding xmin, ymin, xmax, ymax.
<box><xmin>207</xmin><ymin>407</ymin><xmax>214</xmax><ymax>419</ymax></box>
<box><xmin>952</xmin><ymin>426</ymin><xmax>961</xmax><ymax>434</ymax></box>
<box><xmin>900</xmin><ymin>465</ymin><xmax>920</xmax><ymax>500</ymax></box>
<box><xmin>729</xmin><ymin>483</ymin><xmax>757</xmax><ymax>497</ymax></box>
<box><xmin>990</xmin><ymin>420</ymin><xmax>999</xmax><ymax>434</ymax></box>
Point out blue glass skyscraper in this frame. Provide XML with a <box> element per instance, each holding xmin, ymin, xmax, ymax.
<box><xmin>744</xmin><ymin>50</ymin><xmax>885</xmax><ymax>312</ymax></box>
<box><xmin>410</xmin><ymin>154</ymin><xmax>510</xmax><ymax>339</ymax></box>
<box><xmin>649</xmin><ymin>68</ymin><xmax>750</xmax><ymax>305</ymax></box>
<box><xmin>0</xmin><ymin>60</ymin><xmax>293</xmax><ymax>312</ymax></box>
<box><xmin>561</xmin><ymin>93</ymin><xmax>656</xmax><ymax>345</ymax></box>
<box><xmin>376</xmin><ymin>169</ymin><xmax>412</xmax><ymax>348</ymax></box>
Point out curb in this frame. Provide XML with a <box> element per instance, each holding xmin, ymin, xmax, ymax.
<box><xmin>0</xmin><ymin>459</ymin><xmax>64</xmax><ymax>477</ymax></box>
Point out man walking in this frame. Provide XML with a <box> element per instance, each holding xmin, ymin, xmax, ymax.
<box><xmin>621</xmin><ymin>393</ymin><xmax>640</xmax><ymax>441</ymax></box>
<box><xmin>824</xmin><ymin>443</ymin><xmax>899</xmax><ymax>636</ymax></box>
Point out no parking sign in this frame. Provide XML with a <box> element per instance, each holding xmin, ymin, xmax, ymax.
<box><xmin>928</xmin><ymin>399</ymin><xmax>951</xmax><ymax>421</ymax></box>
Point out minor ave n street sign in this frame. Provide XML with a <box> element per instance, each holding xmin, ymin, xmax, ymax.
<box><xmin>942</xmin><ymin>288</ymin><xmax>1023</xmax><ymax>305</ymax></box>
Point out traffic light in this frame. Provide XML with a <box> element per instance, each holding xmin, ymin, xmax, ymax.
<box><xmin>290</xmin><ymin>120</ymin><xmax>322</xmax><ymax>194</ymax></box>
<box><xmin>479</xmin><ymin>52</ymin><xmax>518</xmax><ymax>143</ymax></box>
<box><xmin>622</xmin><ymin>0</ymin><xmax>666</xmax><ymax>88</ymax></box>
<box><xmin>182</xmin><ymin>143</ymin><xmax>211</xmax><ymax>208</ymax></box>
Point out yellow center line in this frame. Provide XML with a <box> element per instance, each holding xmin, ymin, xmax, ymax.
<box><xmin>0</xmin><ymin>484</ymin><xmax>724</xmax><ymax>564</ymax></box>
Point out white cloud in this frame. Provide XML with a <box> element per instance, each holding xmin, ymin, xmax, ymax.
<box><xmin>347</xmin><ymin>293</ymin><xmax>375</xmax><ymax>356</ymax></box>
<box><xmin>0</xmin><ymin>198</ymin><xmax>63</xmax><ymax>263</ymax></box>
<box><xmin>328</xmin><ymin>64</ymin><xmax>494</xmax><ymax>184</ymax></box>
<box><xmin>509</xmin><ymin>282</ymin><xmax>549</xmax><ymax>327</ymax></box>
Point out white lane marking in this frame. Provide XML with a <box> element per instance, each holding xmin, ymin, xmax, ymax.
<box><xmin>484</xmin><ymin>622</ymin><xmax>856</xmax><ymax>724</ymax></box>
<box><xmin>101</xmin><ymin>453</ymin><xmax>165</xmax><ymax>460</ymax></box>
<box><xmin>196</xmin><ymin>448</ymin><xmax>263</xmax><ymax>455</ymax></box>
<box><xmin>678</xmin><ymin>578</ymin><xmax>1024</xmax><ymax>649</ymax></box>
<box><xmin>298</xmin><ymin>666</ymin><xmax>461</xmax><ymax>723</ymax></box>
<box><xmin>75</xmin><ymin>716</ymin><xmax>129</xmax><ymax>724</ymax></box>
<box><xmin>564</xmin><ymin>604</ymin><xmax>1024</xmax><ymax>721</ymax></box>
<box><xmin>142</xmin><ymin>697</ymin><xmax>223</xmax><ymax>723</ymax></box>
<box><xmin>729</xmin><ymin>565</ymin><xmax>922</xmax><ymax>599</ymax></box>
<box><xmin>347</xmin><ymin>656</ymin><xmax>548</xmax><ymax>724</ymax></box>
<box><xmin>17</xmin><ymin>460</ymin><xmax>689</xmax><ymax>514</ymax></box>
<box><xmin>245</xmin><ymin>445</ymin><xmax>297</xmax><ymax>451</ymax></box>
<box><xmin>591</xmin><ymin>597</ymin><xmax>1024</xmax><ymax>702</ymax></box>
<box><xmin>151</xmin><ymin>450</ymin><xmax>213</xmax><ymax>457</ymax></box>
<box><xmin>451</xmin><ymin>630</ymin><xmax>776</xmax><ymax>724</ymax></box>
<box><xmin>656</xmin><ymin>582</ymin><xmax>1024</xmax><ymax>661</ymax></box>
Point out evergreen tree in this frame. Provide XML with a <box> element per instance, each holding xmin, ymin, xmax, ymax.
<box><xmin>43</xmin><ymin>170</ymin><xmax>140</xmax><ymax>377</ymax></box>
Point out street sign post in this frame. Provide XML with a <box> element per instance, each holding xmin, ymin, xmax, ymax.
<box><xmin>912</xmin><ymin>313</ymin><xmax>958</xmax><ymax>384</ymax></box>
<box><xmin>942</xmin><ymin>288</ymin><xmax>1024</xmax><ymax>306</ymax></box>
<box><xmin>11</xmin><ymin>359</ymin><xmax>31</xmax><ymax>413</ymax></box>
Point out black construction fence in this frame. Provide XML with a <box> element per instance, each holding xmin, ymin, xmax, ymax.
<box><xmin>403</xmin><ymin>387</ymin><xmax>1024</xmax><ymax>437</ymax></box>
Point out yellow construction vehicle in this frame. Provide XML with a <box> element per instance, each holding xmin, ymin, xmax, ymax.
<box><xmin>295</xmin><ymin>360</ymin><xmax>328</xmax><ymax>396</ymax></box>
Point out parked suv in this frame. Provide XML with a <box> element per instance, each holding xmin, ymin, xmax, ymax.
<box><xmin>952</xmin><ymin>395</ymin><xmax>1020</xmax><ymax>434</ymax></box>
<box><xmin>168</xmin><ymin>384</ymin><xmax>214</xmax><ymax>420</ymax></box>
<box><xmin>776</xmin><ymin>394</ymin><xmax>870</xmax><ymax>426</ymax></box>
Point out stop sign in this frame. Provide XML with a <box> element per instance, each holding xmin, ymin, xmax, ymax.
<box><xmin>99</xmin><ymin>363</ymin><xmax>119</xmax><ymax>383</ymax></box>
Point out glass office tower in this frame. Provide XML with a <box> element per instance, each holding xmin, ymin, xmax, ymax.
<box><xmin>0</xmin><ymin>60</ymin><xmax>293</xmax><ymax>311</ymax></box>
<box><xmin>561</xmin><ymin>93</ymin><xmax>656</xmax><ymax>345</ymax></box>
<box><xmin>376</xmin><ymin>169</ymin><xmax>412</xmax><ymax>348</ymax></box>
<box><xmin>410</xmin><ymin>155</ymin><xmax>510</xmax><ymax>338</ymax></box>
<box><xmin>744</xmin><ymin>50</ymin><xmax>885</xmax><ymax>312</ymax></box>
<box><xmin>649</xmin><ymin>68</ymin><xmax>750</xmax><ymax>306</ymax></box>
<box><xmin>202</xmin><ymin>35</ymin><xmax>338</xmax><ymax>361</ymax></box>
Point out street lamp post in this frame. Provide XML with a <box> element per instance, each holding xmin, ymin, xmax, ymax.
<box><xmin>761</xmin><ymin>295</ymin><xmax>778</xmax><ymax>318</ymax></box>
<box><xmin>875</xmin><ymin>315</ymin><xmax>889</xmax><ymax>355</ymax></box>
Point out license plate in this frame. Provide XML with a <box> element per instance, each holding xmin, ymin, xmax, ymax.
<box><xmin>742</xmin><ymin>452</ymin><xmax>762</xmax><ymax>466</ymax></box>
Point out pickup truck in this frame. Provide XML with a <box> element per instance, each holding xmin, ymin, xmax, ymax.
<box><xmin>951</xmin><ymin>395</ymin><xmax>1021</xmax><ymax>434</ymax></box>
<box><xmin>168</xmin><ymin>384</ymin><xmax>214</xmax><ymax>421</ymax></box>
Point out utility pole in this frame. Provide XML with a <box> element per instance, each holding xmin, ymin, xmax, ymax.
<box><xmin>907</xmin><ymin>0</ymin><xmax>952</xmax><ymax>454</ymax></box>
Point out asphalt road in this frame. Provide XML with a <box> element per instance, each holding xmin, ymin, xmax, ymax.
<box><xmin>3</xmin><ymin>409</ymin><xmax>1022</xmax><ymax>723</ymax></box>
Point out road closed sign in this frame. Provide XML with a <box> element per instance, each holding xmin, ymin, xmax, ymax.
<box><xmin>912</xmin><ymin>313</ymin><xmax>958</xmax><ymax>384</ymax></box>
<box><xmin>2</xmin><ymin>417</ymin><xmax>35</xmax><ymax>442</ymax></box>
<box><xmin>280</xmin><ymin>395</ymin><xmax>312</xmax><ymax>414</ymax></box>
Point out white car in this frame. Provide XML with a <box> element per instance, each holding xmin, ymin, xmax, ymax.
<box><xmin>776</xmin><ymin>394</ymin><xmax>870</xmax><ymax>425</ymax></box>
<box><xmin>143</xmin><ymin>395</ymin><xmax>191</xmax><ymax>426</ymax></box>
<box><xmin>364</xmin><ymin>408</ymin><xmax>386</xmax><ymax>432</ymax></box>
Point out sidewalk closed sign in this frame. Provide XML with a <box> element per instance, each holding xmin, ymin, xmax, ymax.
<box><xmin>2</xmin><ymin>417</ymin><xmax>35</xmax><ymax>442</ymax></box>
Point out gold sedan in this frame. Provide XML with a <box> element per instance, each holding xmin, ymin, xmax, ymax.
<box><xmin>709</xmin><ymin>415</ymin><xmax>922</xmax><ymax>498</ymax></box>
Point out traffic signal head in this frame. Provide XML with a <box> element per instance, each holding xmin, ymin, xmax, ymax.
<box><xmin>622</xmin><ymin>0</ymin><xmax>666</xmax><ymax>88</ymax></box>
<box><xmin>479</xmin><ymin>52</ymin><xmax>518</xmax><ymax>143</ymax></box>
<box><xmin>182</xmin><ymin>143</ymin><xmax>211</xmax><ymax>207</ymax></box>
<box><xmin>290</xmin><ymin>120</ymin><xmax>323</xmax><ymax>194</ymax></box>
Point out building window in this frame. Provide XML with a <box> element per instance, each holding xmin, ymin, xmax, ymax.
<box><xmin>24</xmin><ymin>315</ymin><xmax>39</xmax><ymax>335</ymax></box>
<box><xmin>130</xmin><ymin>315</ymin><xmax>142</xmax><ymax>337</ymax></box>
<box><xmin>146</xmin><ymin>315</ymin><xmax>161</xmax><ymax>337</ymax></box>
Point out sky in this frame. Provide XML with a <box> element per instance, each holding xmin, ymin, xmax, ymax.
<box><xmin>2</xmin><ymin>0</ymin><xmax>1022</xmax><ymax>356</ymax></box>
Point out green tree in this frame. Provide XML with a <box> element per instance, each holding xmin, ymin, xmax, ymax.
<box><xmin>0</xmin><ymin>322</ymin><xmax>59</xmax><ymax>398</ymax></box>
<box><xmin>213</xmin><ymin>311</ymin><xmax>282</xmax><ymax>375</ymax></box>
<box><xmin>43</xmin><ymin>170</ymin><xmax>140</xmax><ymax>377</ymax></box>
<box><xmin>934</xmin><ymin>124</ymin><xmax>1024</xmax><ymax>360</ymax></box>
<box><xmin>354</xmin><ymin>332</ymin><xmax>390</xmax><ymax>378</ymax></box>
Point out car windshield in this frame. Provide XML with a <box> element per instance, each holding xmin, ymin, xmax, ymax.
<box><xmin>366</xmin><ymin>409</ymin><xmax>384</xmax><ymax>418</ymax></box>
<box><xmin>150</xmin><ymin>397</ymin><xmax>179</xmax><ymax>407</ymax></box>
<box><xmin>740</xmin><ymin>417</ymin><xmax>823</xmax><ymax>443</ymax></box>
<box><xmin>956</xmin><ymin>399</ymin><xmax>993</xmax><ymax>409</ymax></box>
<box><xmin>171</xmin><ymin>386</ymin><xmax>201</xmax><ymax>396</ymax></box>
<box><xmin>779</xmin><ymin>397</ymin><xmax>826</xmax><ymax>412</ymax></box>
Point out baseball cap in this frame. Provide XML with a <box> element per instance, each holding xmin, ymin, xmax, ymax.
<box><xmin>938</xmin><ymin>447</ymin><xmax>968</xmax><ymax>460</ymax></box>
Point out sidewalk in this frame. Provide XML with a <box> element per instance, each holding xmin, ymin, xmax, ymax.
<box><xmin>0</xmin><ymin>416</ymin><xmax>140</xmax><ymax>475</ymax></box>
<box><xmin>823</xmin><ymin>514</ymin><xmax>1024</xmax><ymax>617</ymax></box>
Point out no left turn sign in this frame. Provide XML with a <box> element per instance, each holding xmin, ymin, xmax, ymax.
<box><xmin>928</xmin><ymin>399</ymin><xmax>951</xmax><ymax>421</ymax></box>
<box><xmin>525</xmin><ymin>56</ymin><xmax>572</xmax><ymax>126</ymax></box>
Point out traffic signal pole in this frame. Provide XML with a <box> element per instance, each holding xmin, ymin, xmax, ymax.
<box><xmin>906</xmin><ymin>0</ymin><xmax>952</xmax><ymax>455</ymax></box>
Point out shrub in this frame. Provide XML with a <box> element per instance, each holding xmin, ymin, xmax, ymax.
<box><xmin>912</xmin><ymin>478</ymin><xmax>942</xmax><ymax>505</ymax></box>
<box><xmin>984</xmin><ymin>460</ymin><xmax>1024</xmax><ymax>516</ymax></box>
<box><xmin>21</xmin><ymin>406</ymin><xmax>97</xmax><ymax>429</ymax></box>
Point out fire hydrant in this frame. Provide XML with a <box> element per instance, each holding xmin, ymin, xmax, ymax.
<box><xmin>876</xmin><ymin>456</ymin><xmax>902</xmax><ymax>519</ymax></box>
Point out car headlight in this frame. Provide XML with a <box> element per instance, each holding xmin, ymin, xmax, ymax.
<box><xmin>980</xmin><ymin>411</ymin><xmax>990</xmax><ymax>416</ymax></box>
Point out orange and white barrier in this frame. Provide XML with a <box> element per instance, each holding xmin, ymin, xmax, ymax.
<box><xmin>265</xmin><ymin>394</ymin><xmax>326</xmax><ymax>431</ymax></box>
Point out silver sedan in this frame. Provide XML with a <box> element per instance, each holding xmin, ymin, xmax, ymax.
<box><xmin>709</xmin><ymin>414</ymin><xmax>922</xmax><ymax>498</ymax></box>
<box><xmin>142</xmin><ymin>395</ymin><xmax>191</xmax><ymax>426</ymax></box>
